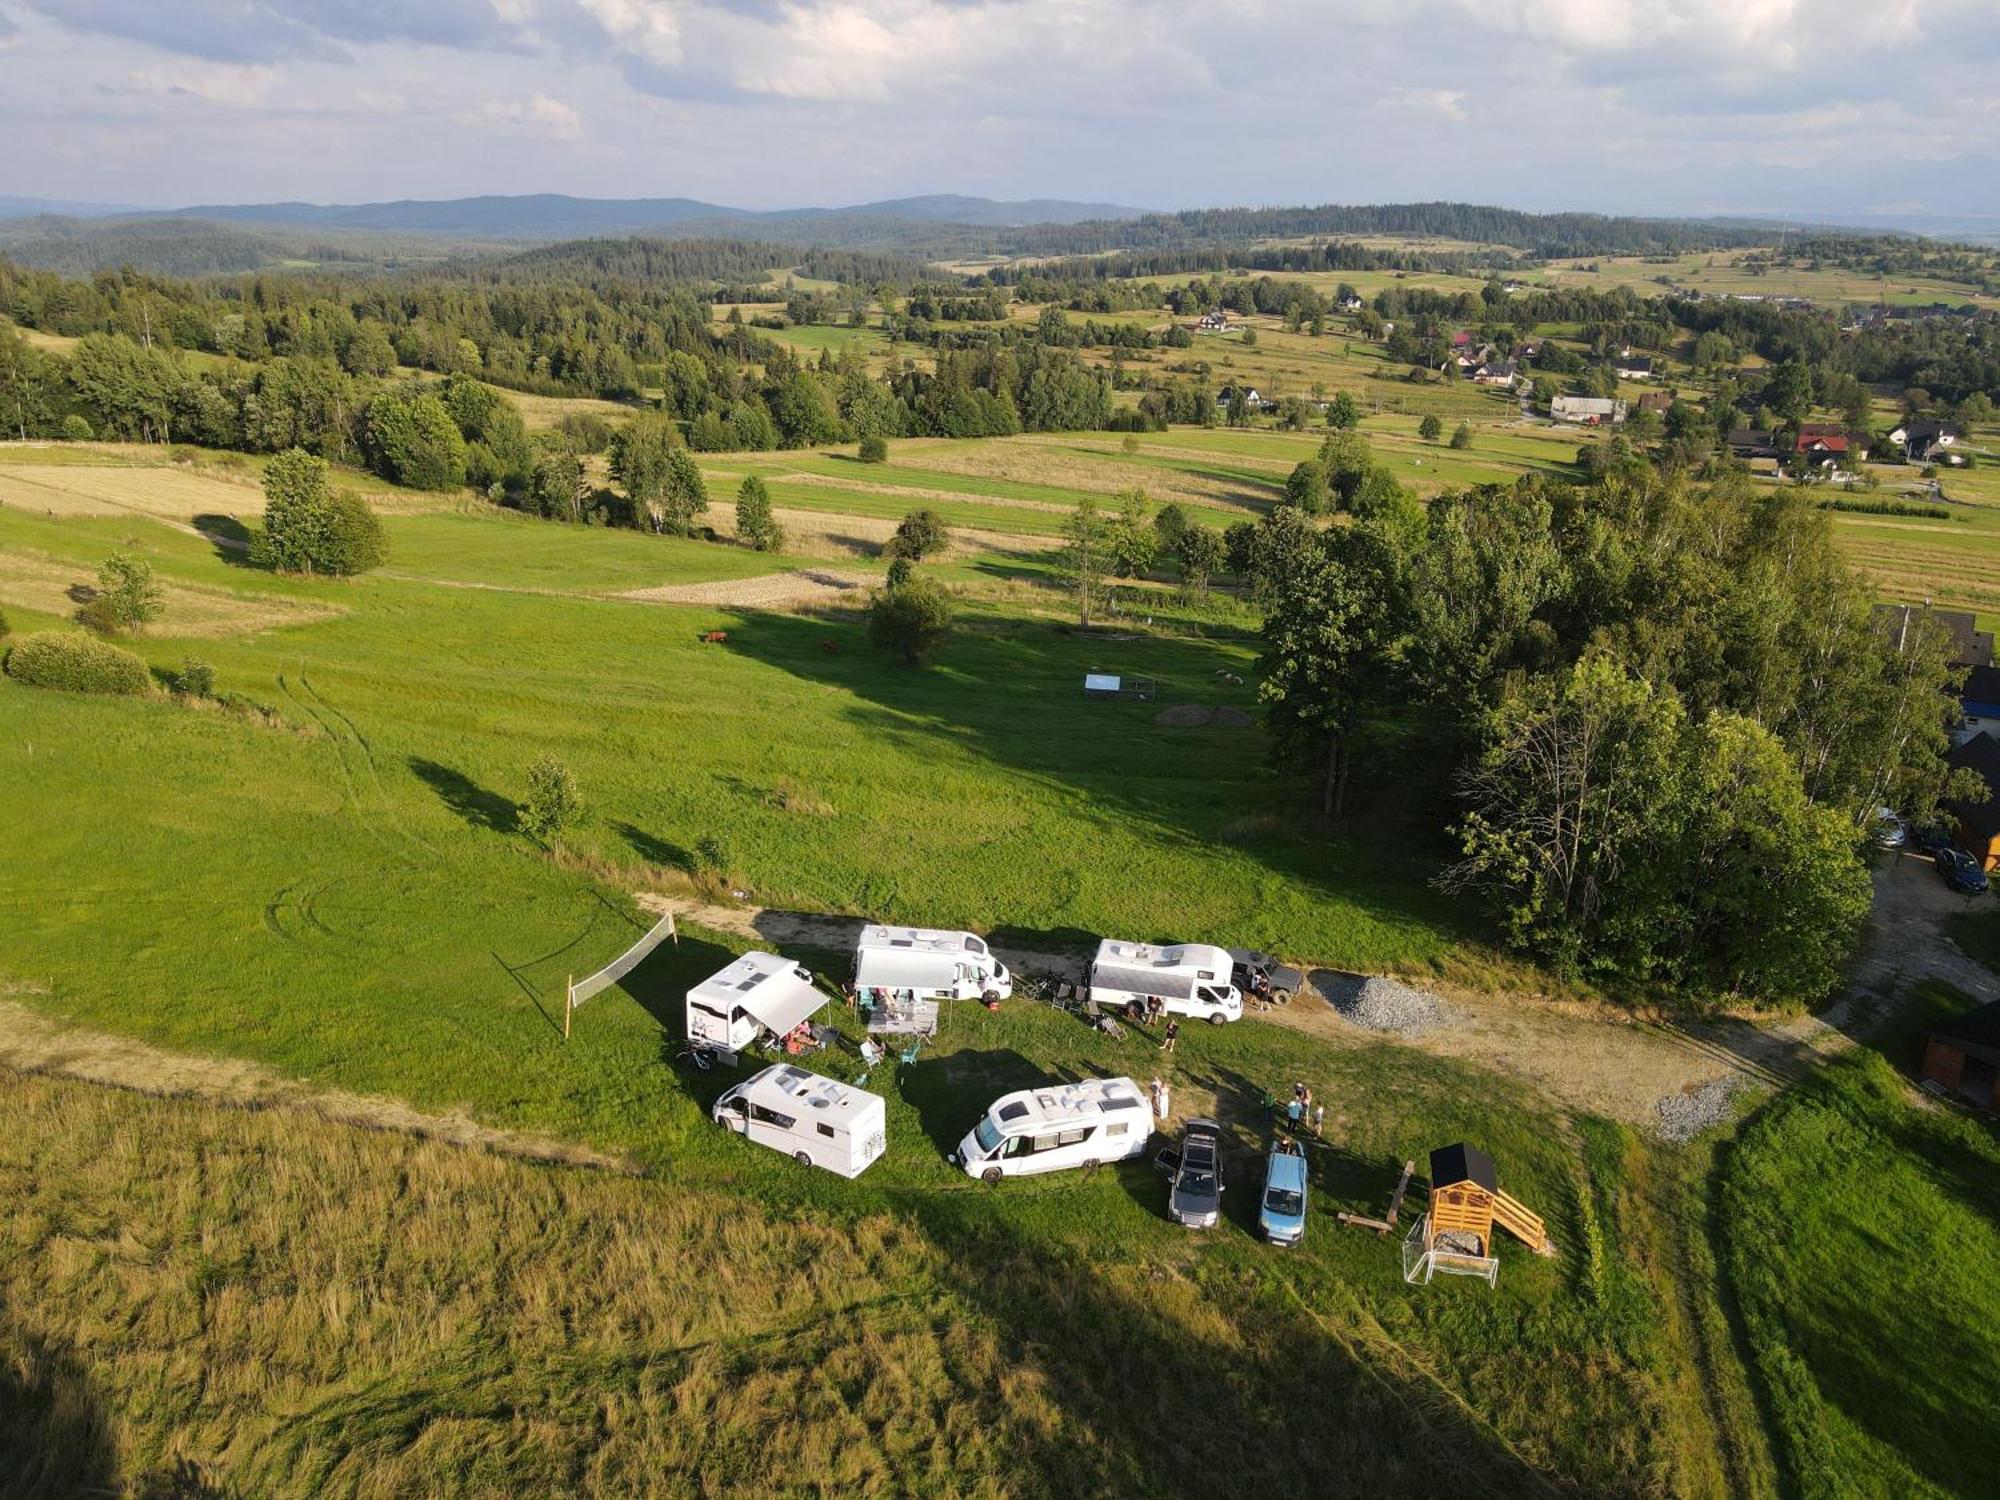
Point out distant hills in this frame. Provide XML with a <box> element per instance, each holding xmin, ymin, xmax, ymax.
<box><xmin>130</xmin><ymin>192</ymin><xmax>1150</xmax><ymax>238</ymax></box>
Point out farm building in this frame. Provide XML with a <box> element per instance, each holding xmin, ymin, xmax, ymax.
<box><xmin>1471</xmin><ymin>360</ymin><xmax>1517</xmax><ymax>387</ymax></box>
<box><xmin>1945</xmin><ymin>732</ymin><xmax>2000</xmax><ymax>867</ymax></box>
<box><xmin>1921</xmin><ymin>999</ymin><xmax>2000</xmax><ymax>1109</ymax></box>
<box><xmin>1728</xmin><ymin>428</ymin><xmax>1782</xmax><ymax>460</ymax></box>
<box><xmin>1612</xmin><ymin>355</ymin><xmax>1655</xmax><ymax>379</ymax></box>
<box><xmin>1552</xmin><ymin>395</ymin><xmax>1626</xmax><ymax>425</ymax></box>
<box><xmin>1634</xmin><ymin>390</ymin><xmax>1673</xmax><ymax>416</ymax></box>
<box><xmin>1892</xmin><ymin>420</ymin><xmax>1961</xmax><ymax>462</ymax></box>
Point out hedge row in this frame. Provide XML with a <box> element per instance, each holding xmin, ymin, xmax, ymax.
<box><xmin>3</xmin><ymin>630</ymin><xmax>152</xmax><ymax>695</ymax></box>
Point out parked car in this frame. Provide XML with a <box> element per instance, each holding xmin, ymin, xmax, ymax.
<box><xmin>1257</xmin><ymin>1138</ymin><xmax>1309</xmax><ymax>1246</ymax></box>
<box><xmin>1155</xmin><ymin>1118</ymin><xmax>1224</xmax><ymax>1228</ymax></box>
<box><xmin>1228</xmin><ymin>949</ymin><xmax>1305</xmax><ymax>1005</ymax></box>
<box><xmin>1872</xmin><ymin>808</ymin><xmax>1909</xmax><ymax>849</ymax></box>
<box><xmin>1936</xmin><ymin>847</ymin><xmax>1990</xmax><ymax>894</ymax></box>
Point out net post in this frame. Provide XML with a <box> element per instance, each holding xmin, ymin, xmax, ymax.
<box><xmin>564</xmin><ymin>976</ymin><xmax>573</xmax><ymax>1041</ymax></box>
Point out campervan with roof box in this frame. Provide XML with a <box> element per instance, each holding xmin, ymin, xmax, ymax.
<box><xmin>713</xmin><ymin>1065</ymin><xmax>887</xmax><ymax>1178</ymax></box>
<box><xmin>952</xmin><ymin>1076</ymin><xmax>1152</xmax><ymax>1182</ymax></box>
<box><xmin>853</xmin><ymin>925</ymin><xmax>1012</xmax><ymax>1001</ymax></box>
<box><xmin>1088</xmin><ymin>939</ymin><xmax>1243</xmax><ymax>1024</ymax></box>
<box><xmin>685</xmin><ymin>952</ymin><xmax>824</xmax><ymax>1062</ymax></box>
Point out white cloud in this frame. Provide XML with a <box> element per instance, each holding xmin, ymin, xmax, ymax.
<box><xmin>457</xmin><ymin>91</ymin><xmax>587</xmax><ymax>140</ymax></box>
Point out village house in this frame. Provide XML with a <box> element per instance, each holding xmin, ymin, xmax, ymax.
<box><xmin>1612</xmin><ymin>354</ymin><xmax>1656</xmax><ymax>379</ymax></box>
<box><xmin>1336</xmin><ymin>293</ymin><xmax>1363</xmax><ymax>312</ymax></box>
<box><xmin>1891</xmin><ymin>420</ymin><xmax>1962</xmax><ymax>463</ymax></box>
<box><xmin>1194</xmin><ymin>310</ymin><xmax>1232</xmax><ymax>332</ymax></box>
<box><xmin>1727</xmin><ymin>429</ymin><xmax>1782</xmax><ymax>460</ymax></box>
<box><xmin>1634</xmin><ymin>390</ymin><xmax>1673</xmax><ymax>417</ymax></box>
<box><xmin>1471</xmin><ymin>360</ymin><xmax>1518</xmax><ymax>388</ymax></box>
<box><xmin>1216</xmin><ymin>384</ymin><xmax>1265</xmax><ymax>410</ymax></box>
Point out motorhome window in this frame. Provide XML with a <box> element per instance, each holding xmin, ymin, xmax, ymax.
<box><xmin>1055</xmin><ymin>1127</ymin><xmax>1094</xmax><ymax>1147</ymax></box>
<box><xmin>750</xmin><ymin>1105</ymin><xmax>795</xmax><ymax>1128</ymax></box>
<box><xmin>1028</xmin><ymin>1133</ymin><xmax>1066</xmax><ymax>1154</ymax></box>
<box><xmin>974</xmin><ymin>1116</ymin><xmax>1005</xmax><ymax>1154</ymax></box>
<box><xmin>816</xmin><ymin>1123</ymin><xmax>837</xmax><ymax>1140</ymax></box>
<box><xmin>1106</xmin><ymin>1122</ymin><xmax>1128</xmax><ymax>1136</ymax></box>
<box><xmin>998</xmin><ymin>1102</ymin><xmax>1030</xmax><ymax>1122</ymax></box>
<box><xmin>1197</xmin><ymin>987</ymin><xmax>1220</xmax><ymax>1002</ymax></box>
<box><xmin>689</xmin><ymin>1001</ymin><xmax>729</xmax><ymax>1021</ymax></box>
<box><xmin>1003</xmin><ymin>1135</ymin><xmax>1030</xmax><ymax>1157</ymax></box>
<box><xmin>966</xmin><ymin>937</ymin><xmax>986</xmax><ymax>955</ymax></box>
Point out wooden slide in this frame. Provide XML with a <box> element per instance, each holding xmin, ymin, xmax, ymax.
<box><xmin>1492</xmin><ymin>1191</ymin><xmax>1558</xmax><ymax>1257</ymax></box>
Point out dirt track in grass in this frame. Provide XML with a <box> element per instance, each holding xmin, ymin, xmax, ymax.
<box><xmin>0</xmin><ymin>998</ymin><xmax>634</xmax><ymax>1173</ymax></box>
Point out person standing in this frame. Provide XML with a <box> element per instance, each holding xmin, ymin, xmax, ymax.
<box><xmin>1310</xmin><ymin>1102</ymin><xmax>1325</xmax><ymax>1137</ymax></box>
<box><xmin>1160</xmin><ymin>1018</ymin><xmax>1180</xmax><ymax>1053</ymax></box>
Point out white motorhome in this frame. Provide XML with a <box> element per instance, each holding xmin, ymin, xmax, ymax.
<box><xmin>953</xmin><ymin>1076</ymin><xmax>1152</xmax><ymax>1182</ymax></box>
<box><xmin>713</xmin><ymin>1064</ymin><xmax>887</xmax><ymax>1178</ymax></box>
<box><xmin>685</xmin><ymin>952</ymin><xmax>824</xmax><ymax>1060</ymax></box>
<box><xmin>854</xmin><ymin>924</ymin><xmax>1012</xmax><ymax>1001</ymax></box>
<box><xmin>1088</xmin><ymin>939</ymin><xmax>1243</xmax><ymax>1025</ymax></box>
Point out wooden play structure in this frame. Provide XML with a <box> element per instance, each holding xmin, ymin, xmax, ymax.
<box><xmin>1402</xmin><ymin>1143</ymin><xmax>1556</xmax><ymax>1287</ymax></box>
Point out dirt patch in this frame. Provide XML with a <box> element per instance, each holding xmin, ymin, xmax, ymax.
<box><xmin>1155</xmin><ymin>703</ymin><xmax>1213</xmax><ymax>726</ymax></box>
<box><xmin>617</xmin><ymin>568</ymin><xmax>871</xmax><ymax>610</ymax></box>
<box><xmin>0</xmin><ymin>546</ymin><xmax>340</xmax><ymax>636</ymax></box>
<box><xmin>0</xmin><ymin>1001</ymin><xmax>633</xmax><ymax>1173</ymax></box>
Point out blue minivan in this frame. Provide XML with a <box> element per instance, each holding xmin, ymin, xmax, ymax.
<box><xmin>1258</xmin><ymin>1139</ymin><xmax>1309</xmax><ymax>1245</ymax></box>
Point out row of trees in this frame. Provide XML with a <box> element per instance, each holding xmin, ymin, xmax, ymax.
<box><xmin>1257</xmin><ymin>471</ymin><xmax>1966</xmax><ymax>1007</ymax></box>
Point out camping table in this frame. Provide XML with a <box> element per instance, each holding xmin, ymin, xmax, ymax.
<box><xmin>866</xmin><ymin>998</ymin><xmax>939</xmax><ymax>1038</ymax></box>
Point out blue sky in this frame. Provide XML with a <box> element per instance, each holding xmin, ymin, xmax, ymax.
<box><xmin>4</xmin><ymin>0</ymin><xmax>1998</xmax><ymax>220</ymax></box>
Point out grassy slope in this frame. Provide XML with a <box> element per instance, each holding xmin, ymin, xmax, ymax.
<box><xmin>1717</xmin><ymin>981</ymin><xmax>2000</xmax><ymax>1499</ymax></box>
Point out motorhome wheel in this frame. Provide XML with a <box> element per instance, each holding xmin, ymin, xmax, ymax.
<box><xmin>981</xmin><ymin>1165</ymin><xmax>1003</xmax><ymax>1184</ymax></box>
<box><xmin>794</xmin><ymin>1151</ymin><xmax>812</xmax><ymax>1166</ymax></box>
<box><xmin>1208</xmin><ymin>1011</ymin><xmax>1227</xmax><ymax>1025</ymax></box>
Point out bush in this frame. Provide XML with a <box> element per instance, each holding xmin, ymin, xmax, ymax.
<box><xmin>60</xmin><ymin>414</ymin><xmax>93</xmax><ymax>442</ymax></box>
<box><xmin>1449</xmin><ymin>422</ymin><xmax>1474</xmax><ymax>450</ymax></box>
<box><xmin>886</xmin><ymin>508</ymin><xmax>948</xmax><ymax>561</ymax></box>
<box><xmin>0</xmin><ymin>606</ymin><xmax>9</xmax><ymax>638</ymax></box>
<box><xmin>885</xmin><ymin>557</ymin><xmax>914</xmax><ymax>590</ymax></box>
<box><xmin>556</xmin><ymin>412</ymin><xmax>616</xmax><ymax>454</ymax></box>
<box><xmin>1418</xmin><ymin>414</ymin><xmax>1444</xmax><ymax>441</ymax></box>
<box><xmin>258</xmin><ymin>449</ymin><xmax>389</xmax><ymax>576</ymax></box>
<box><xmin>89</xmin><ymin>554</ymin><xmax>164</xmax><ymax>633</ymax></box>
<box><xmin>4</xmin><ymin>630</ymin><xmax>151</xmax><ymax>696</ymax></box>
<box><xmin>869</xmin><ymin>577</ymin><xmax>955</xmax><ymax>665</ymax></box>
<box><xmin>176</xmin><ymin>658</ymin><xmax>216</xmax><ymax>697</ymax></box>
<box><xmin>365</xmin><ymin>388</ymin><xmax>467</xmax><ymax>490</ymax></box>
<box><xmin>520</xmin><ymin>755</ymin><xmax>583</xmax><ymax>846</ymax></box>
<box><xmin>858</xmin><ymin>433</ymin><xmax>888</xmax><ymax>463</ymax></box>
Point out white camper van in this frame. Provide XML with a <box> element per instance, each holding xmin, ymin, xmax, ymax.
<box><xmin>854</xmin><ymin>924</ymin><xmax>1013</xmax><ymax>1001</ymax></box>
<box><xmin>713</xmin><ymin>1064</ymin><xmax>887</xmax><ymax>1178</ymax></box>
<box><xmin>685</xmin><ymin>952</ymin><xmax>824</xmax><ymax>1061</ymax></box>
<box><xmin>1088</xmin><ymin>939</ymin><xmax>1243</xmax><ymax>1025</ymax></box>
<box><xmin>953</xmin><ymin>1076</ymin><xmax>1152</xmax><ymax>1182</ymax></box>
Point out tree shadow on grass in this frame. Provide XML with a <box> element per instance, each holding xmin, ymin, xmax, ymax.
<box><xmin>614</xmin><ymin>820</ymin><xmax>691</xmax><ymax>873</ymax></box>
<box><xmin>408</xmin><ymin>755</ymin><xmax>518</xmax><ymax>834</ymax></box>
<box><xmin>0</xmin><ymin>1318</ymin><xmax>119</xmax><ymax>1499</ymax></box>
<box><xmin>715</xmin><ymin>605</ymin><xmax>1476</xmax><ymax>952</ymax></box>
<box><xmin>894</xmin><ymin>1187</ymin><xmax>1572</xmax><ymax>1497</ymax></box>
<box><xmin>191</xmin><ymin>513</ymin><xmax>254</xmax><ymax>567</ymax></box>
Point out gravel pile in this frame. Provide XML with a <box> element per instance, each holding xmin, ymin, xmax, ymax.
<box><xmin>1212</xmin><ymin>706</ymin><xmax>1253</xmax><ymax>727</ymax></box>
<box><xmin>1654</xmin><ymin>1078</ymin><xmax>1742</xmax><ymax>1143</ymax></box>
<box><xmin>1316</xmin><ymin>972</ymin><xmax>1454</xmax><ymax>1036</ymax></box>
<box><xmin>1154</xmin><ymin>703</ymin><xmax>1214</xmax><ymax>726</ymax></box>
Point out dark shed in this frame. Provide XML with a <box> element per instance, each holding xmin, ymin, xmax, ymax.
<box><xmin>1922</xmin><ymin>999</ymin><xmax>2000</xmax><ymax>1109</ymax></box>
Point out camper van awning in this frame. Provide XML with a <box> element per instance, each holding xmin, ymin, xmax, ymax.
<box><xmin>856</xmin><ymin>949</ymin><xmax>958</xmax><ymax>990</ymax></box>
<box><xmin>738</xmin><ymin>973</ymin><xmax>824</xmax><ymax>1036</ymax></box>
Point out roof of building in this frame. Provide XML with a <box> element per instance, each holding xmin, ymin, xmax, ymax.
<box><xmin>1429</xmin><ymin>1142</ymin><xmax>1497</xmax><ymax>1192</ymax></box>
<box><xmin>1930</xmin><ymin>998</ymin><xmax>2000</xmax><ymax>1069</ymax></box>
<box><xmin>1728</xmin><ymin>428</ymin><xmax>1776</xmax><ymax>449</ymax></box>
<box><xmin>1553</xmin><ymin>395</ymin><xmax>1620</xmax><ymax>415</ymax></box>
<box><xmin>1613</xmin><ymin>356</ymin><xmax>1654</xmax><ymax>372</ymax></box>
<box><xmin>1799</xmin><ymin>433</ymin><xmax>1851</xmax><ymax>453</ymax></box>
<box><xmin>1636</xmin><ymin>391</ymin><xmax>1673</xmax><ymax>413</ymax></box>
<box><xmin>1903</xmin><ymin>419</ymin><xmax>1960</xmax><ymax>443</ymax></box>
<box><xmin>1947</xmin><ymin>732</ymin><xmax>2000</xmax><ymax>845</ymax></box>
<box><xmin>1964</xmin><ymin>663</ymin><xmax>2000</xmax><ymax>706</ymax></box>
<box><xmin>1875</xmin><ymin>604</ymin><xmax>1993</xmax><ymax>668</ymax></box>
